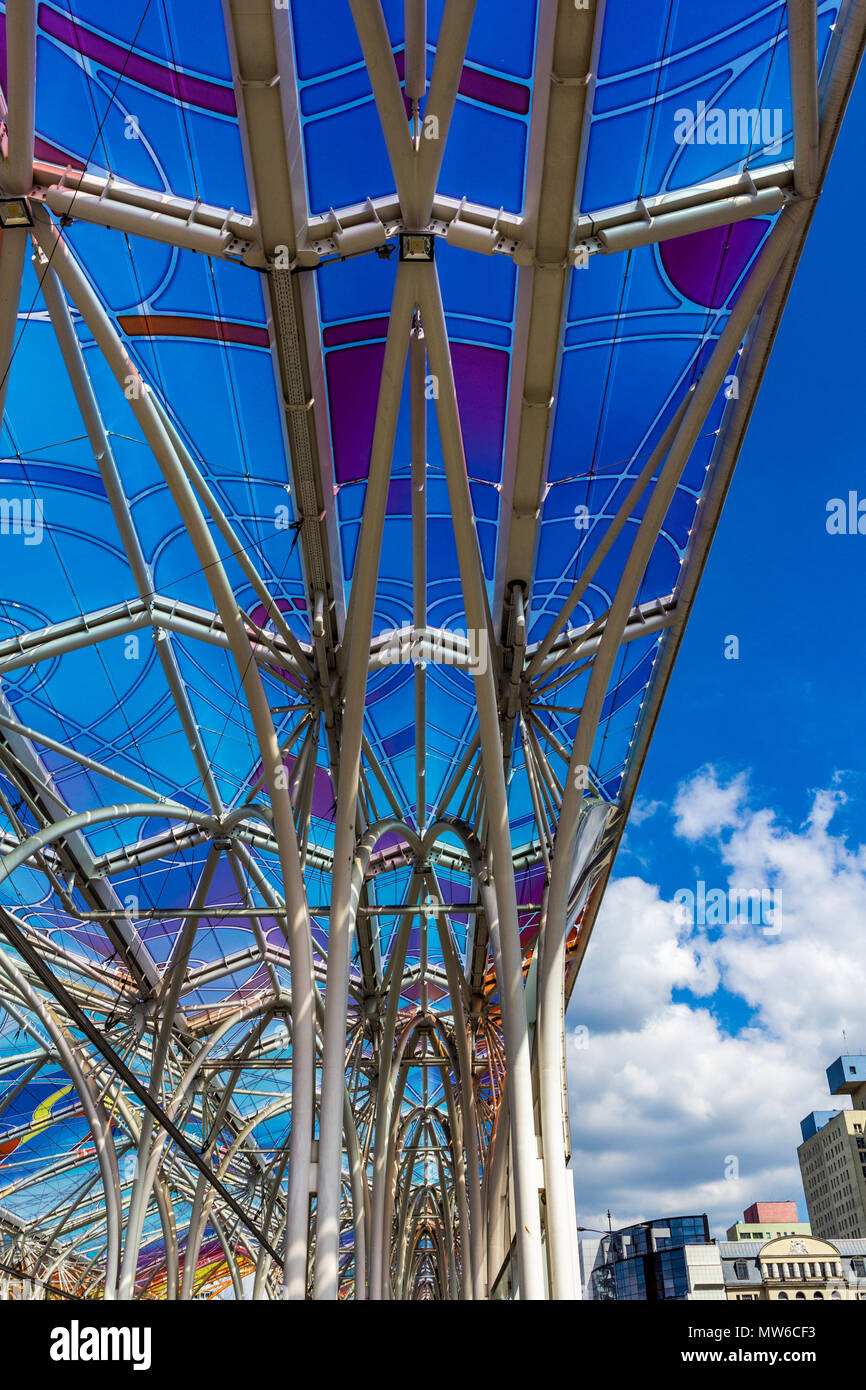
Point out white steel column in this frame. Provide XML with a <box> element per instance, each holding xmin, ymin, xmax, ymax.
<box><xmin>411</xmin><ymin>320</ymin><xmax>428</xmax><ymax>833</ymax></box>
<box><xmin>0</xmin><ymin>0</ymin><xmax>36</xmax><ymax>426</ymax></box>
<box><xmin>788</xmin><ymin>0</ymin><xmax>820</xmax><ymax>198</ymax></box>
<box><xmin>417</xmin><ymin>261</ymin><xmax>546</xmax><ymax>1300</ymax></box>
<box><xmin>2</xmin><ymin>0</ymin><xmax>36</xmax><ymax>195</ymax></box>
<box><xmin>314</xmin><ymin>266</ymin><xmax>415</xmax><ymax>1299</ymax></box>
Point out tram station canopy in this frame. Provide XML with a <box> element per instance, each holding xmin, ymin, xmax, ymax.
<box><xmin>0</xmin><ymin>0</ymin><xmax>859</xmax><ymax>1301</ymax></box>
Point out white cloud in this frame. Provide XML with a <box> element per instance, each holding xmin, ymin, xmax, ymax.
<box><xmin>567</xmin><ymin>770</ymin><xmax>866</xmax><ymax>1236</ymax></box>
<box><xmin>568</xmin><ymin>875</ymin><xmax>718</xmax><ymax>1035</ymax></box>
<box><xmin>568</xmin><ymin>1007</ymin><xmax>812</xmax><ymax>1236</ymax></box>
<box><xmin>672</xmin><ymin>766</ymin><xmax>748</xmax><ymax>841</ymax></box>
<box><xmin>626</xmin><ymin>797</ymin><xmax>661</xmax><ymax>827</ymax></box>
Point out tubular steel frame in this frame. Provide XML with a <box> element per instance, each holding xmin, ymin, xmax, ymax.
<box><xmin>0</xmin><ymin>0</ymin><xmax>860</xmax><ymax>1302</ymax></box>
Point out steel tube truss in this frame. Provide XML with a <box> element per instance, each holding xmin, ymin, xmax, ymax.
<box><xmin>0</xmin><ymin>0</ymin><xmax>861</xmax><ymax>1304</ymax></box>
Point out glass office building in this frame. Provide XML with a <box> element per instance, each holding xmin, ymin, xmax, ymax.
<box><xmin>589</xmin><ymin>1217</ymin><xmax>712</xmax><ymax>1301</ymax></box>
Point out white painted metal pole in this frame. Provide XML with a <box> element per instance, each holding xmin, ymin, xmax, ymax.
<box><xmin>315</xmin><ymin>267</ymin><xmax>415</xmax><ymax>1299</ymax></box>
<box><xmin>417</xmin><ymin>261</ymin><xmax>545</xmax><ymax>1299</ymax></box>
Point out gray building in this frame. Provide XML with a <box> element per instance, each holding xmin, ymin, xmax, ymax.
<box><xmin>798</xmin><ymin>1056</ymin><xmax>866</xmax><ymax>1239</ymax></box>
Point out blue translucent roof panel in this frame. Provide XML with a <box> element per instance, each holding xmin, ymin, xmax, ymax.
<box><xmin>583</xmin><ymin>0</ymin><xmax>838</xmax><ymax>211</ymax></box>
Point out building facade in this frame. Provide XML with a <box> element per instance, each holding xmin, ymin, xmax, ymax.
<box><xmin>580</xmin><ymin>1216</ymin><xmax>720</xmax><ymax>1300</ymax></box>
<box><xmin>581</xmin><ymin>1223</ymin><xmax>866</xmax><ymax>1301</ymax></box>
<box><xmin>722</xmin><ymin>1235</ymin><xmax>866</xmax><ymax>1301</ymax></box>
<box><xmin>798</xmin><ymin>1056</ymin><xmax>866</xmax><ymax>1239</ymax></box>
<box><xmin>725</xmin><ymin>1200</ymin><xmax>811</xmax><ymax>1242</ymax></box>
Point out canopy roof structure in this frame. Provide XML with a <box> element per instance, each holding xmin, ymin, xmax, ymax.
<box><xmin>0</xmin><ymin>0</ymin><xmax>860</xmax><ymax>1302</ymax></box>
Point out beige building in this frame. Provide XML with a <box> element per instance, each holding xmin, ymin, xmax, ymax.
<box><xmin>798</xmin><ymin>1056</ymin><xmax>866</xmax><ymax>1240</ymax></box>
<box><xmin>725</xmin><ymin>1234</ymin><xmax>866</xmax><ymax>1301</ymax></box>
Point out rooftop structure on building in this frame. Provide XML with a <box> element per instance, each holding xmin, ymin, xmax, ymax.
<box><xmin>726</xmin><ymin>1202</ymin><xmax>811</xmax><ymax>1243</ymax></box>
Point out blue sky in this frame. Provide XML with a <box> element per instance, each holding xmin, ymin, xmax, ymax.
<box><xmin>631</xmin><ymin>66</ymin><xmax>866</xmax><ymax>885</ymax></box>
<box><xmin>567</xmin><ymin>68</ymin><xmax>866</xmax><ymax>1238</ymax></box>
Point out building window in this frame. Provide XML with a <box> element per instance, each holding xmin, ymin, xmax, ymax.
<box><xmin>777</xmin><ymin>1292</ymin><xmax>788</xmax><ymax>1300</ymax></box>
<box><xmin>734</xmin><ymin>1261</ymin><xmax>748</xmax><ymax>1280</ymax></box>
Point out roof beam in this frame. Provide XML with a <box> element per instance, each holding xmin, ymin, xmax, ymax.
<box><xmin>297</xmin><ymin>162</ymin><xmax>797</xmax><ymax>267</ymax></box>
<box><xmin>345</xmin><ymin>0</ymin><xmax>416</xmax><ymax>216</ymax></box>
<box><xmin>31</xmin><ymin>163</ymin><xmax>257</xmax><ymax>240</ymax></box>
<box><xmin>788</xmin><ymin>1</ymin><xmax>820</xmax><ymax>199</ymax></box>
<box><xmin>0</xmin><ymin>594</ymin><xmax>306</xmax><ymax>678</ymax></box>
<box><xmin>31</xmin><ymin>174</ymin><xmax>262</xmax><ymax>265</ymax></box>
<box><xmin>587</xmin><ymin>184</ymin><xmax>791</xmax><ymax>256</ymax></box>
<box><xmin>493</xmin><ymin>0</ymin><xmax>604</xmax><ymax>626</ymax></box>
<box><xmin>0</xmin><ymin>0</ymin><xmax>33</xmax><ymax>427</ymax></box>
<box><xmin>1</xmin><ymin>0</ymin><xmax>36</xmax><ymax>197</ymax></box>
<box><xmin>572</xmin><ymin>161</ymin><xmax>795</xmax><ymax>256</ymax></box>
<box><xmin>223</xmin><ymin>0</ymin><xmax>346</xmax><ymax>656</ymax></box>
<box><xmin>528</xmin><ymin>593</ymin><xmax>678</xmax><ymax>681</ymax></box>
<box><xmin>414</xmin><ymin>0</ymin><xmax>477</xmax><ymax>222</ymax></box>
